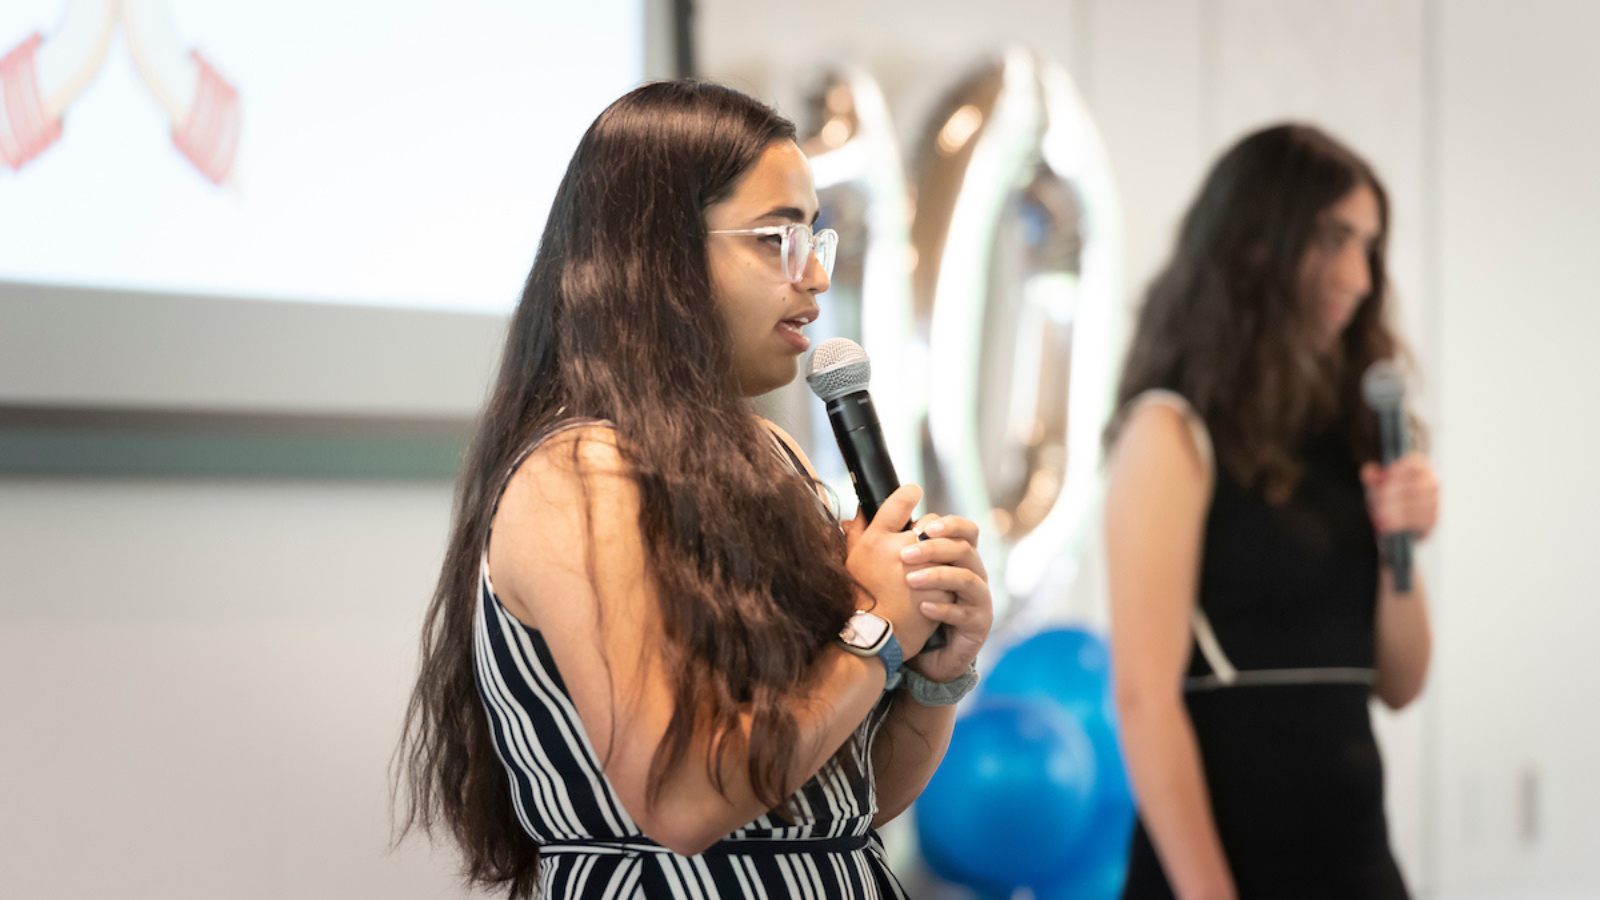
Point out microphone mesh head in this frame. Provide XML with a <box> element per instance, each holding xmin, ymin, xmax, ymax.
<box><xmin>1361</xmin><ymin>360</ymin><xmax>1406</xmax><ymax>411</ymax></box>
<box><xmin>806</xmin><ymin>338</ymin><xmax>872</xmax><ymax>401</ymax></box>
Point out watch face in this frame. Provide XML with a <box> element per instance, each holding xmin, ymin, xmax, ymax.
<box><xmin>842</xmin><ymin>612</ymin><xmax>890</xmax><ymax>651</ymax></box>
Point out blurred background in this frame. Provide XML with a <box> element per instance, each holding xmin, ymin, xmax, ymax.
<box><xmin>2</xmin><ymin>1</ymin><xmax>1596</xmax><ymax>898</ymax></box>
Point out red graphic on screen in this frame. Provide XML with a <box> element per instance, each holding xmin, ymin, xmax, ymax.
<box><xmin>0</xmin><ymin>0</ymin><xmax>240</xmax><ymax>185</ymax></box>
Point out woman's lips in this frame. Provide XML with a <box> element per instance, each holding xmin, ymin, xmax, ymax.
<box><xmin>777</xmin><ymin>318</ymin><xmax>811</xmax><ymax>352</ymax></box>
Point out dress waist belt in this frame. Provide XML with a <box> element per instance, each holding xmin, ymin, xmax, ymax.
<box><xmin>1188</xmin><ymin>607</ymin><xmax>1376</xmax><ymax>692</ymax></box>
<box><xmin>1184</xmin><ymin>666</ymin><xmax>1376</xmax><ymax>692</ymax></box>
<box><xmin>540</xmin><ymin>833</ymin><xmax>871</xmax><ymax>857</ymax></box>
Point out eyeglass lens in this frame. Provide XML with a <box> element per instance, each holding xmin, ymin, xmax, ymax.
<box><xmin>784</xmin><ymin>225</ymin><xmax>838</xmax><ymax>282</ymax></box>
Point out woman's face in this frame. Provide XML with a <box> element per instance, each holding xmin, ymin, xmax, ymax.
<box><xmin>1299</xmin><ymin>182</ymin><xmax>1381</xmax><ymax>350</ymax></box>
<box><xmin>705</xmin><ymin>140</ymin><xmax>830</xmax><ymax>397</ymax></box>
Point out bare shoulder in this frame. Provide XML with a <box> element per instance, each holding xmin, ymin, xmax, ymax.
<box><xmin>516</xmin><ymin>422</ymin><xmax>625</xmax><ymax>480</ymax></box>
<box><xmin>496</xmin><ymin>424</ymin><xmax>633</xmax><ymax>547</ymax></box>
<box><xmin>488</xmin><ymin>423</ymin><xmax>645</xmax><ymax>630</ymax></box>
<box><xmin>1108</xmin><ymin>398</ymin><xmax>1211</xmax><ymax>491</ymax></box>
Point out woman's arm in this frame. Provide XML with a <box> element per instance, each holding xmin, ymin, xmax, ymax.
<box><xmin>1372</xmin><ymin>570</ymin><xmax>1431</xmax><ymax>708</ymax></box>
<box><xmin>1106</xmin><ymin>403</ymin><xmax>1237</xmax><ymax>900</ymax></box>
<box><xmin>489</xmin><ymin>426</ymin><xmax>931</xmax><ymax>856</ymax></box>
<box><xmin>1362</xmin><ymin>453</ymin><xmax>1439</xmax><ymax>709</ymax></box>
<box><xmin>763</xmin><ymin>418</ymin><xmax>989</xmax><ymax>825</ymax></box>
<box><xmin>869</xmin><ymin>513</ymin><xmax>992</xmax><ymax>825</ymax></box>
<box><xmin>869</xmin><ymin>693</ymin><xmax>953</xmax><ymax>826</ymax></box>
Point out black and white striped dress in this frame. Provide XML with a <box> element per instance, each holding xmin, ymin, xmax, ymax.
<box><xmin>472</xmin><ymin>422</ymin><xmax>911</xmax><ymax>898</ymax></box>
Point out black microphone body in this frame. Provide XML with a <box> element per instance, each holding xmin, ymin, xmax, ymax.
<box><xmin>1363</xmin><ymin>362</ymin><xmax>1414</xmax><ymax>593</ymax></box>
<box><xmin>825</xmin><ymin>389</ymin><xmax>900</xmax><ymax>525</ymax></box>
<box><xmin>808</xmin><ymin>337</ymin><xmax>947</xmax><ymax>651</ymax></box>
<box><xmin>1374</xmin><ymin>405</ymin><xmax>1414</xmax><ymax>592</ymax></box>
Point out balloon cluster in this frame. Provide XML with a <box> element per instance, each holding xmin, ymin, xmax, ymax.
<box><xmin>915</xmin><ymin>627</ymin><xmax>1136</xmax><ymax>898</ymax></box>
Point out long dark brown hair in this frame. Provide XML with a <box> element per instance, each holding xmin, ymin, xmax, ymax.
<box><xmin>395</xmin><ymin>81</ymin><xmax>858</xmax><ymax>897</ymax></box>
<box><xmin>1108</xmin><ymin>123</ymin><xmax>1409</xmax><ymax>499</ymax></box>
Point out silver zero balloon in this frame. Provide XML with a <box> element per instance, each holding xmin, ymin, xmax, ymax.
<box><xmin>911</xmin><ymin>48</ymin><xmax>1123</xmax><ymax>629</ymax></box>
<box><xmin>771</xmin><ymin>51</ymin><xmax>1123</xmax><ymax>633</ymax></box>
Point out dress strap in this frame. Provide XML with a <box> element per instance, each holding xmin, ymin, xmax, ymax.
<box><xmin>1189</xmin><ymin>606</ymin><xmax>1239</xmax><ymax>686</ymax></box>
<box><xmin>763</xmin><ymin>422</ymin><xmax>837</xmax><ymax>519</ymax></box>
<box><xmin>769</xmin><ymin>428</ymin><xmax>810</xmax><ymax>478</ymax></box>
<box><xmin>1127</xmin><ymin>390</ymin><xmax>1237</xmax><ymax>684</ymax></box>
<box><xmin>1130</xmin><ymin>388</ymin><xmax>1213</xmax><ymax>471</ymax></box>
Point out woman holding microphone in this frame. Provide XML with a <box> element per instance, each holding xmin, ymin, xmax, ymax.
<box><xmin>1105</xmin><ymin>125</ymin><xmax>1438</xmax><ymax>899</ymax></box>
<box><xmin>397</xmin><ymin>81</ymin><xmax>992</xmax><ymax>899</ymax></box>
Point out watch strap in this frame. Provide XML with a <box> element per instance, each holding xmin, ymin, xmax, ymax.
<box><xmin>879</xmin><ymin>632</ymin><xmax>904</xmax><ymax>690</ymax></box>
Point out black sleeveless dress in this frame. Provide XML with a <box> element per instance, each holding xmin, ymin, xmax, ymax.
<box><xmin>1121</xmin><ymin>413</ymin><xmax>1410</xmax><ymax>899</ymax></box>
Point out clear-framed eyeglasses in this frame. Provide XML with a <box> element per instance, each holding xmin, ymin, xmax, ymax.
<box><xmin>707</xmin><ymin>222</ymin><xmax>839</xmax><ymax>284</ymax></box>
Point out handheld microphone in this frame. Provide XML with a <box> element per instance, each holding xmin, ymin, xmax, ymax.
<box><xmin>1361</xmin><ymin>360</ymin><xmax>1414</xmax><ymax>593</ymax></box>
<box><xmin>806</xmin><ymin>338</ymin><xmax>899</xmax><ymax>524</ymax></box>
<box><xmin>807</xmin><ymin>337</ymin><xmax>947</xmax><ymax>650</ymax></box>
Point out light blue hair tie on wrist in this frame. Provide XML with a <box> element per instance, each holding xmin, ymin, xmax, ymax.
<box><xmin>901</xmin><ymin>661</ymin><xmax>979</xmax><ymax>706</ymax></box>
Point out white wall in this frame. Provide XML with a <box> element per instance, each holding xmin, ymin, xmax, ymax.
<box><xmin>1431</xmin><ymin>1</ymin><xmax>1600</xmax><ymax>897</ymax></box>
<box><xmin>0</xmin><ymin>478</ymin><xmax>489</xmax><ymax>899</ymax></box>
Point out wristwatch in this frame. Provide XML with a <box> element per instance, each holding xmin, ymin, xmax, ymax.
<box><xmin>837</xmin><ymin>610</ymin><xmax>905</xmax><ymax>690</ymax></box>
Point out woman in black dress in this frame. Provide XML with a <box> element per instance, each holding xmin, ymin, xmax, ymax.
<box><xmin>1104</xmin><ymin>125</ymin><xmax>1439</xmax><ymax>900</ymax></box>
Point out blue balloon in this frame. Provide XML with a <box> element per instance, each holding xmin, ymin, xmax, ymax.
<box><xmin>962</xmin><ymin>625</ymin><xmax>1137</xmax><ymax>894</ymax></box>
<box><xmin>982</xmin><ymin>627</ymin><xmax>1116</xmax><ymax>724</ymax></box>
<box><xmin>915</xmin><ymin>699</ymin><xmax>1098</xmax><ymax>890</ymax></box>
<box><xmin>1036</xmin><ymin>794</ymin><xmax>1137</xmax><ymax>899</ymax></box>
<box><xmin>1080</xmin><ymin>707</ymin><xmax>1132</xmax><ymax>811</ymax></box>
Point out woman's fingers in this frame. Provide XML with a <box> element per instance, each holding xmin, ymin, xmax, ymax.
<box><xmin>899</xmin><ymin>536</ymin><xmax>987</xmax><ymax>581</ymax></box>
<box><xmin>906</xmin><ymin>580</ymin><xmax>993</xmax><ymax>682</ymax></box>
<box><xmin>897</xmin><ymin>509</ymin><xmax>992</xmax><ymax>677</ymax></box>
<box><xmin>867</xmin><ymin>484</ymin><xmax>923</xmax><ymax>535</ymax></box>
<box><xmin>917</xmin><ymin>593</ymin><xmax>990</xmax><ymax>632</ymax></box>
<box><xmin>1366</xmin><ymin>454</ymin><xmax>1439</xmax><ymax>538</ymax></box>
<box><xmin>911</xmin><ymin>513</ymin><xmax>980</xmax><ymax>546</ymax></box>
<box><xmin>906</xmin><ymin>564</ymin><xmax>986</xmax><ymax>596</ymax></box>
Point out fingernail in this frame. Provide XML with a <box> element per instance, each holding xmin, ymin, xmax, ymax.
<box><xmin>907</xmin><ymin>570</ymin><xmax>929</xmax><ymax>586</ymax></box>
<box><xmin>925</xmin><ymin>521</ymin><xmax>946</xmax><ymax>536</ymax></box>
<box><xmin>920</xmin><ymin>602</ymin><xmax>939</xmax><ymax>614</ymax></box>
<box><xmin>900</xmin><ymin>545</ymin><xmax>922</xmax><ymax>562</ymax></box>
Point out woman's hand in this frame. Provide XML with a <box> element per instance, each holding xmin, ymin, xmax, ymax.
<box><xmin>899</xmin><ymin>512</ymin><xmax>992</xmax><ymax>683</ymax></box>
<box><xmin>843</xmin><ymin>485</ymin><xmax>940</xmax><ymax>656</ymax></box>
<box><xmin>1360</xmin><ymin>452</ymin><xmax>1440</xmax><ymax>540</ymax></box>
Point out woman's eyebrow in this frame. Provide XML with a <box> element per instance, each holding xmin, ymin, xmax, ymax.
<box><xmin>1321</xmin><ymin>218</ymin><xmax>1357</xmax><ymax>239</ymax></box>
<box><xmin>754</xmin><ymin>205</ymin><xmax>820</xmax><ymax>225</ymax></box>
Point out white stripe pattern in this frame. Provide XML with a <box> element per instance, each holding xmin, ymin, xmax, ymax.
<box><xmin>473</xmin><ymin>575</ymin><xmax>910</xmax><ymax>898</ymax></box>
